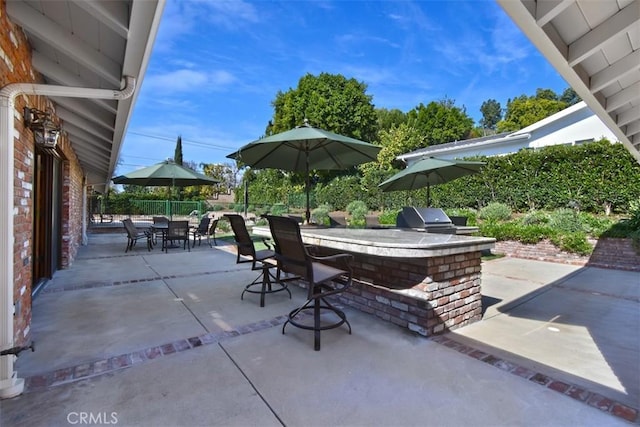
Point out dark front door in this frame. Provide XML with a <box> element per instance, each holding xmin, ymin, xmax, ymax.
<box><xmin>33</xmin><ymin>150</ymin><xmax>62</xmax><ymax>291</ymax></box>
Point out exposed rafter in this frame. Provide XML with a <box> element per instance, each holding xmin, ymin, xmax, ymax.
<box><xmin>7</xmin><ymin>1</ymin><xmax>122</xmax><ymax>86</ymax></box>
<box><xmin>72</xmin><ymin>0</ymin><xmax>130</xmax><ymax>39</ymax></box>
<box><xmin>567</xmin><ymin>3</ymin><xmax>639</xmax><ymax>66</ymax></box>
<box><xmin>536</xmin><ymin>0</ymin><xmax>573</xmax><ymax>27</ymax></box>
<box><xmin>589</xmin><ymin>50</ymin><xmax>640</xmax><ymax>92</ymax></box>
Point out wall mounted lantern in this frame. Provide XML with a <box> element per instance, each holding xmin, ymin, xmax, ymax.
<box><xmin>23</xmin><ymin>107</ymin><xmax>61</xmax><ymax>149</ymax></box>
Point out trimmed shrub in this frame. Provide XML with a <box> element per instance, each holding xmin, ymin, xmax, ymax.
<box><xmin>550</xmin><ymin>232</ymin><xmax>593</xmax><ymax>256</ymax></box>
<box><xmin>520</xmin><ymin>210</ymin><xmax>549</xmax><ymax>225</ymax></box>
<box><xmin>311</xmin><ymin>204</ymin><xmax>331</xmax><ymax>226</ymax></box>
<box><xmin>548</xmin><ymin>208</ymin><xmax>584</xmax><ymax>233</ymax></box>
<box><xmin>478</xmin><ymin>202</ymin><xmax>512</xmax><ymax>222</ymax></box>
<box><xmin>346</xmin><ymin>200</ymin><xmax>368</xmax><ymax>228</ymax></box>
<box><xmin>480</xmin><ymin>222</ymin><xmax>554</xmax><ymax>244</ymax></box>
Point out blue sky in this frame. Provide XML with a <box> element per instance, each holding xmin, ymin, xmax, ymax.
<box><xmin>117</xmin><ymin>0</ymin><xmax>570</xmax><ymax>175</ymax></box>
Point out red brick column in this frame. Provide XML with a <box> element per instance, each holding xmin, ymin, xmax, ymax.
<box><xmin>314</xmin><ymin>247</ymin><xmax>483</xmax><ymax>336</ymax></box>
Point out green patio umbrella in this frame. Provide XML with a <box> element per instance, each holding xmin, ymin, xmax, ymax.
<box><xmin>227</xmin><ymin>121</ymin><xmax>381</xmax><ymax>223</ymax></box>
<box><xmin>379</xmin><ymin>157</ymin><xmax>485</xmax><ymax>206</ymax></box>
<box><xmin>112</xmin><ymin>160</ymin><xmax>219</xmax><ymax>187</ymax></box>
<box><xmin>112</xmin><ymin>161</ymin><xmax>219</xmax><ymax>217</ymax></box>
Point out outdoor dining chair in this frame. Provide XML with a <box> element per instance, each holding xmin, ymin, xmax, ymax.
<box><xmin>224</xmin><ymin>214</ymin><xmax>291</xmax><ymax>307</ymax></box>
<box><xmin>266</xmin><ymin>215</ymin><xmax>353</xmax><ymax>351</ymax></box>
<box><xmin>189</xmin><ymin>216</ymin><xmax>211</xmax><ymax>247</ymax></box>
<box><xmin>151</xmin><ymin>216</ymin><xmax>169</xmax><ymax>245</ymax></box>
<box><xmin>122</xmin><ymin>218</ymin><xmax>152</xmax><ymax>253</ymax></box>
<box><xmin>162</xmin><ymin>220</ymin><xmax>190</xmax><ymax>252</ymax></box>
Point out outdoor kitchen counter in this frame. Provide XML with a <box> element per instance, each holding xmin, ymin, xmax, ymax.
<box><xmin>251</xmin><ymin>226</ymin><xmax>494</xmax><ymax>257</ymax></box>
<box><xmin>252</xmin><ymin>226</ymin><xmax>495</xmax><ymax>336</ymax></box>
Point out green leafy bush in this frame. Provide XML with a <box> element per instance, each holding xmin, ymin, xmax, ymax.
<box><xmin>601</xmin><ymin>199</ymin><xmax>640</xmax><ymax>250</ymax></box>
<box><xmin>346</xmin><ymin>200</ymin><xmax>368</xmax><ymax>228</ymax></box>
<box><xmin>211</xmin><ymin>204</ymin><xmax>225</xmax><ymax>211</ymax></box>
<box><xmin>311</xmin><ymin>204</ymin><xmax>331</xmax><ymax>226</ymax></box>
<box><xmin>550</xmin><ymin>232</ymin><xmax>593</xmax><ymax>256</ymax></box>
<box><xmin>548</xmin><ymin>208</ymin><xmax>584</xmax><ymax>233</ymax></box>
<box><xmin>480</xmin><ymin>221</ymin><xmax>554</xmax><ymax>244</ymax></box>
<box><xmin>478</xmin><ymin>202</ymin><xmax>512</xmax><ymax>222</ymax></box>
<box><xmin>578</xmin><ymin>212</ymin><xmax>615</xmax><ymax>237</ymax></box>
<box><xmin>520</xmin><ymin>210</ymin><xmax>549</xmax><ymax>225</ymax></box>
<box><xmin>379</xmin><ymin>210</ymin><xmax>400</xmax><ymax>225</ymax></box>
<box><xmin>270</xmin><ymin>203</ymin><xmax>288</xmax><ymax>216</ymax></box>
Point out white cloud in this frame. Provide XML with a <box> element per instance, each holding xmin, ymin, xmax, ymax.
<box><xmin>143</xmin><ymin>69</ymin><xmax>236</xmax><ymax>94</ymax></box>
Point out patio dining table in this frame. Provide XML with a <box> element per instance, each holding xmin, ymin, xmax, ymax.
<box><xmin>150</xmin><ymin>223</ymin><xmax>168</xmax><ymax>248</ymax></box>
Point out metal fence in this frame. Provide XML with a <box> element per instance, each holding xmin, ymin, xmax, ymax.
<box><xmin>129</xmin><ymin>200</ymin><xmax>205</xmax><ymax>218</ymax></box>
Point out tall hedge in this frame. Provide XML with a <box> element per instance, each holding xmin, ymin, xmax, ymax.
<box><xmin>429</xmin><ymin>140</ymin><xmax>640</xmax><ymax>214</ymax></box>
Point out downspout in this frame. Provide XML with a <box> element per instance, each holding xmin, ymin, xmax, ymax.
<box><xmin>0</xmin><ymin>76</ymin><xmax>135</xmax><ymax>398</ymax></box>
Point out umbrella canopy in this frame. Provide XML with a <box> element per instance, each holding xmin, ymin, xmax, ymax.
<box><xmin>112</xmin><ymin>161</ymin><xmax>220</xmax><ymax>187</ymax></box>
<box><xmin>379</xmin><ymin>157</ymin><xmax>485</xmax><ymax>206</ymax></box>
<box><xmin>227</xmin><ymin>122</ymin><xmax>381</xmax><ymax>222</ymax></box>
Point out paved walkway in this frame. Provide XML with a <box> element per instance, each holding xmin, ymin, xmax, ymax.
<box><xmin>1</xmin><ymin>232</ymin><xmax>638</xmax><ymax>426</ymax></box>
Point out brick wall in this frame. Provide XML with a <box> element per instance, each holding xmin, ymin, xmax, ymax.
<box><xmin>59</xmin><ymin>140</ymin><xmax>84</xmax><ymax>268</ymax></box>
<box><xmin>494</xmin><ymin>238</ymin><xmax>639</xmax><ymax>271</ymax></box>
<box><xmin>587</xmin><ymin>238</ymin><xmax>640</xmax><ymax>272</ymax></box>
<box><xmin>2</xmin><ymin>0</ymin><xmax>86</xmax><ymax>345</ymax></box>
<box><xmin>494</xmin><ymin>239</ymin><xmax>590</xmax><ymax>266</ymax></box>
<box><xmin>313</xmin><ymin>247</ymin><xmax>484</xmax><ymax>336</ymax></box>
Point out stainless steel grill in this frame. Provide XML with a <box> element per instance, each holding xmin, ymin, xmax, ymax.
<box><xmin>396</xmin><ymin>207</ymin><xmax>456</xmax><ymax>233</ymax></box>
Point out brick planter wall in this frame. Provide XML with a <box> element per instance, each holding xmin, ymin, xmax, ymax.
<box><xmin>494</xmin><ymin>240</ymin><xmax>589</xmax><ymax>266</ymax></box>
<box><xmin>494</xmin><ymin>238</ymin><xmax>639</xmax><ymax>272</ymax></box>
<box><xmin>588</xmin><ymin>238</ymin><xmax>640</xmax><ymax>272</ymax></box>
<box><xmin>313</xmin><ymin>247</ymin><xmax>483</xmax><ymax>337</ymax></box>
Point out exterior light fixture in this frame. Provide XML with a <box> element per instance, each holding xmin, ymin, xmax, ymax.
<box><xmin>23</xmin><ymin>107</ymin><xmax>60</xmax><ymax>149</ymax></box>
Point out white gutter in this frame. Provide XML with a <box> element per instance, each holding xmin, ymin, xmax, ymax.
<box><xmin>0</xmin><ymin>76</ymin><xmax>135</xmax><ymax>398</ymax></box>
<box><xmin>398</xmin><ymin>133</ymin><xmax>532</xmax><ymax>162</ymax></box>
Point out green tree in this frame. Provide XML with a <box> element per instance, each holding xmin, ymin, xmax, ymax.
<box><xmin>241</xmin><ymin>168</ymin><xmax>295</xmax><ymax>208</ymax></box>
<box><xmin>479</xmin><ymin>99</ymin><xmax>502</xmax><ymax>133</ymax></box>
<box><xmin>267</xmin><ymin>72</ymin><xmax>378</xmax><ymax>143</ymax></box>
<box><xmin>406</xmin><ymin>98</ymin><xmax>474</xmax><ymax>146</ymax></box>
<box><xmin>376</xmin><ymin>108</ymin><xmax>407</xmax><ymax>133</ymax></box>
<box><xmin>373</xmin><ymin>123</ymin><xmax>425</xmax><ymax>169</ymax></box>
<box><xmin>497</xmin><ymin>92</ymin><xmax>567</xmax><ymax>132</ymax></box>
<box><xmin>174</xmin><ymin>135</ymin><xmax>183</xmax><ymax>165</ymax></box>
<box><xmin>535</xmin><ymin>88</ymin><xmax>558</xmax><ymax>100</ymax></box>
<box><xmin>560</xmin><ymin>87</ymin><xmax>581</xmax><ymax>106</ymax></box>
<box><xmin>358</xmin><ymin>124</ymin><xmax>425</xmax><ymax>210</ymax></box>
<box><xmin>201</xmin><ymin>162</ymin><xmax>236</xmax><ymax>196</ymax></box>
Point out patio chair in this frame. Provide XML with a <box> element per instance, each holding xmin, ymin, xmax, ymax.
<box><xmin>122</xmin><ymin>218</ymin><xmax>152</xmax><ymax>253</ymax></box>
<box><xmin>152</xmin><ymin>216</ymin><xmax>169</xmax><ymax>245</ymax></box>
<box><xmin>189</xmin><ymin>216</ymin><xmax>212</xmax><ymax>248</ymax></box>
<box><xmin>209</xmin><ymin>218</ymin><xmax>219</xmax><ymax>246</ymax></box>
<box><xmin>162</xmin><ymin>220</ymin><xmax>190</xmax><ymax>252</ymax></box>
<box><xmin>224</xmin><ymin>214</ymin><xmax>291</xmax><ymax>307</ymax></box>
<box><xmin>266</xmin><ymin>215</ymin><xmax>353</xmax><ymax>351</ymax></box>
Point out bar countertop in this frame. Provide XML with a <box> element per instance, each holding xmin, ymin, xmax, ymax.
<box><xmin>252</xmin><ymin>226</ymin><xmax>495</xmax><ymax>258</ymax></box>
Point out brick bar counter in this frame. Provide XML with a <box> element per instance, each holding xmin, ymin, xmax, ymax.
<box><xmin>253</xmin><ymin>226</ymin><xmax>495</xmax><ymax>337</ymax></box>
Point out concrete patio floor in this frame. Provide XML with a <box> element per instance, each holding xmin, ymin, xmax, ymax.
<box><xmin>1</xmin><ymin>231</ymin><xmax>638</xmax><ymax>426</ymax></box>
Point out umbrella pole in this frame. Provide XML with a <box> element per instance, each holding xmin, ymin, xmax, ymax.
<box><xmin>305</xmin><ymin>150</ymin><xmax>311</xmax><ymax>224</ymax></box>
<box><xmin>427</xmin><ymin>183</ymin><xmax>431</xmax><ymax>207</ymax></box>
